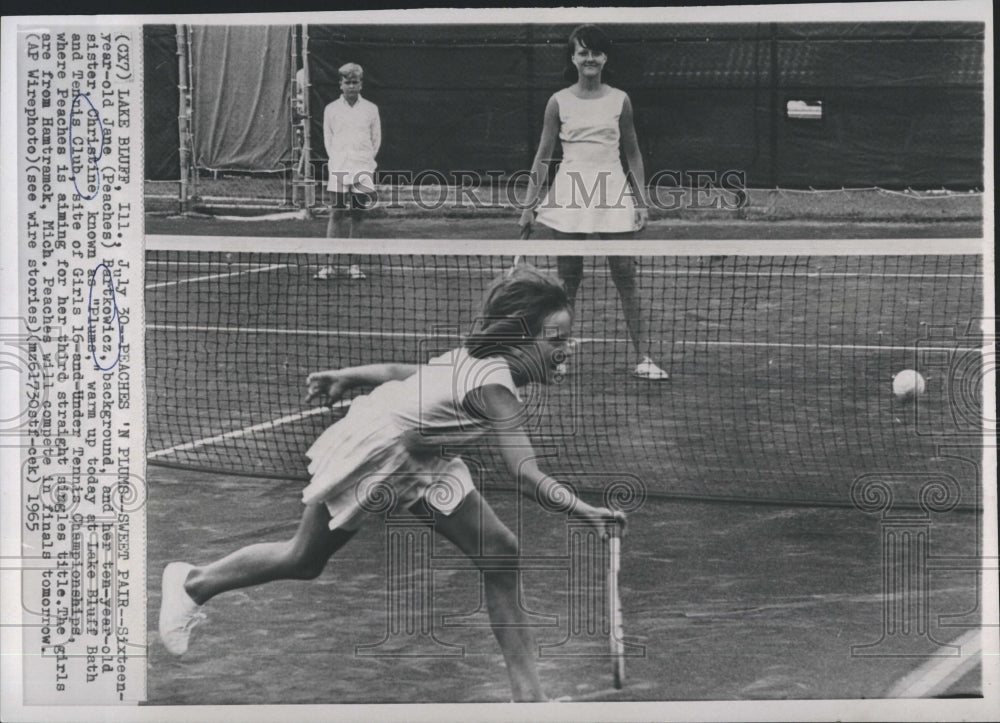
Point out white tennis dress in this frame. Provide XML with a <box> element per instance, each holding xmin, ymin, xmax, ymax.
<box><xmin>302</xmin><ymin>348</ymin><xmax>519</xmax><ymax>530</ymax></box>
<box><xmin>534</xmin><ymin>86</ymin><xmax>638</xmax><ymax>234</ymax></box>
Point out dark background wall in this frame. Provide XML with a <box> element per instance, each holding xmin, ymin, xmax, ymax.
<box><xmin>144</xmin><ymin>25</ymin><xmax>181</xmax><ymax>182</ymax></box>
<box><xmin>145</xmin><ymin>22</ymin><xmax>984</xmax><ymax>189</ymax></box>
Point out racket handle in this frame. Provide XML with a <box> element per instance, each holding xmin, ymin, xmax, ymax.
<box><xmin>519</xmin><ymin>224</ymin><xmax>532</xmax><ymax>240</ymax></box>
<box><xmin>609</xmin><ymin>530</ymin><xmax>625</xmax><ymax>689</ymax></box>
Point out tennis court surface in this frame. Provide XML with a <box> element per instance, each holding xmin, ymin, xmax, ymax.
<box><xmin>145</xmin><ymin>236</ymin><xmax>987</xmax><ymax>703</ymax></box>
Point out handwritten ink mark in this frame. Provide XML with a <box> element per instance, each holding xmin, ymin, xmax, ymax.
<box><xmin>88</xmin><ymin>264</ymin><xmax>123</xmax><ymax>371</ymax></box>
<box><xmin>69</xmin><ymin>93</ymin><xmax>104</xmax><ymax>201</ymax></box>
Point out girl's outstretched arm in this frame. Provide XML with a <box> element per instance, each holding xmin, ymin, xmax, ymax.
<box><xmin>519</xmin><ymin>96</ymin><xmax>562</xmax><ymax>232</ymax></box>
<box><xmin>469</xmin><ymin>384</ymin><xmax>624</xmax><ymax>530</ymax></box>
<box><xmin>619</xmin><ymin>94</ymin><xmax>650</xmax><ymax>230</ymax></box>
<box><xmin>305</xmin><ymin>363</ymin><xmax>418</xmax><ymax>405</ymax></box>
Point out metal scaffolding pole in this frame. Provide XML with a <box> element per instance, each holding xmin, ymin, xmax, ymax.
<box><xmin>298</xmin><ymin>25</ymin><xmax>316</xmax><ymax>209</ymax></box>
<box><xmin>175</xmin><ymin>25</ymin><xmax>193</xmax><ymax>213</ymax></box>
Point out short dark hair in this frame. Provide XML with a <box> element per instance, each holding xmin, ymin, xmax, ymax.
<box><xmin>563</xmin><ymin>24</ymin><xmax>614</xmax><ymax>83</ymax></box>
<box><xmin>465</xmin><ymin>264</ymin><xmax>570</xmax><ymax>359</ymax></box>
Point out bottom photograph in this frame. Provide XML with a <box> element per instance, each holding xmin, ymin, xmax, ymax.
<box><xmin>144</xmin><ymin>237</ymin><xmax>985</xmax><ymax>704</ymax></box>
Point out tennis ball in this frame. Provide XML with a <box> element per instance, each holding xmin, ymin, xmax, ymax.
<box><xmin>892</xmin><ymin>369</ymin><xmax>926</xmax><ymax>401</ymax></box>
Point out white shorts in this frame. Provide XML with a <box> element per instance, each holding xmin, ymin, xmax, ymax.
<box><xmin>327</xmin><ymin>170</ymin><xmax>376</xmax><ymax>195</ymax></box>
<box><xmin>330</xmin><ymin>457</ymin><xmax>477</xmax><ymax>531</ymax></box>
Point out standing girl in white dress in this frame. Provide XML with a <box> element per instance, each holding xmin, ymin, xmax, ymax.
<box><xmin>519</xmin><ymin>25</ymin><xmax>668</xmax><ymax>380</ymax></box>
<box><xmin>158</xmin><ymin>265</ymin><xmax>622</xmax><ymax>702</ymax></box>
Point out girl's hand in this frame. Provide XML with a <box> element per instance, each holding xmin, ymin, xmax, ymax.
<box><xmin>518</xmin><ymin>207</ymin><xmax>536</xmax><ymax>237</ymax></box>
<box><xmin>304</xmin><ymin>371</ymin><xmax>351</xmax><ymax>406</ymax></box>
<box><xmin>634</xmin><ymin>206</ymin><xmax>649</xmax><ymax>232</ymax></box>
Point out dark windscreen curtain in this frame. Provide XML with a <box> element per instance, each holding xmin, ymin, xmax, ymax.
<box><xmin>308</xmin><ymin>24</ymin><xmax>536</xmax><ymax>177</ymax></box>
<box><xmin>191</xmin><ymin>25</ymin><xmax>294</xmax><ymax>171</ymax></box>
<box><xmin>305</xmin><ymin>22</ymin><xmax>982</xmax><ymax>189</ymax></box>
<box><xmin>773</xmin><ymin>24</ymin><xmax>984</xmax><ymax>187</ymax></box>
<box><xmin>142</xmin><ymin>23</ymin><xmax>982</xmax><ymax>187</ymax></box>
<box><xmin>143</xmin><ymin>25</ymin><xmax>180</xmax><ymax>181</ymax></box>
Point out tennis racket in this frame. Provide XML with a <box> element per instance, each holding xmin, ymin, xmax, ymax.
<box><xmin>608</xmin><ymin>520</ymin><xmax>625</xmax><ymax>689</ymax></box>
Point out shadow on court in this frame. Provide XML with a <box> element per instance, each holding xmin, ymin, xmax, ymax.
<box><xmin>145</xmin><ymin>465</ymin><xmax>981</xmax><ymax>704</ymax></box>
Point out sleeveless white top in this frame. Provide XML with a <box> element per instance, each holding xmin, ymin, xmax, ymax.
<box><xmin>302</xmin><ymin>348</ymin><xmax>518</xmax><ymax>529</ymax></box>
<box><xmin>534</xmin><ymin>86</ymin><xmax>638</xmax><ymax>234</ymax></box>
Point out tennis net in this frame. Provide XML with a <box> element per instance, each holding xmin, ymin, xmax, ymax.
<box><xmin>146</xmin><ymin>237</ymin><xmax>986</xmax><ymax>509</ymax></box>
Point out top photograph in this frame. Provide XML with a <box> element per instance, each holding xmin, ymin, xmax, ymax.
<box><xmin>143</xmin><ymin>20</ymin><xmax>986</xmax><ymax>240</ymax></box>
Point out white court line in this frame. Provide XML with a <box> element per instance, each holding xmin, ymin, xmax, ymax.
<box><xmin>145</xmin><ymin>263</ymin><xmax>287</xmax><ymax>290</ymax></box>
<box><xmin>554</xmin><ymin>687</ymin><xmax>630</xmax><ymax>702</ymax></box>
<box><xmin>148</xmin><ymin>400</ymin><xmax>349</xmax><ymax>459</ymax></box>
<box><xmin>147</xmin><ymin>323</ymin><xmax>980</xmax><ymax>353</ymax></box>
<box><xmin>885</xmin><ymin>629</ymin><xmax>982</xmax><ymax>697</ymax></box>
<box><xmin>144</xmin><ymin>259</ymin><xmax>979</xmax><ymax>280</ymax></box>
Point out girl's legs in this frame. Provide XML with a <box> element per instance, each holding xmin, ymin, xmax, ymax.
<box><xmin>552</xmin><ymin>230</ymin><xmax>666</xmax><ymax>378</ymax></box>
<box><xmin>425</xmin><ymin>490</ymin><xmax>545</xmax><ymax>702</ymax></box>
<box><xmin>553</xmin><ymin>230</ymin><xmax>587</xmax><ymax>306</ymax></box>
<box><xmin>556</xmin><ymin>256</ymin><xmax>584</xmax><ymax>306</ymax></box>
<box><xmin>160</xmin><ymin>502</ymin><xmax>356</xmax><ymax>654</ymax></box>
<box><xmin>349</xmin><ymin>208</ymin><xmax>365</xmax><ymax>236</ymax></box>
<box><xmin>604</xmin><ymin>254</ymin><xmax>647</xmax><ymax>357</ymax></box>
<box><xmin>602</xmin><ymin>232</ymin><xmax>669</xmax><ymax>379</ymax></box>
<box><xmin>326</xmin><ymin>207</ymin><xmax>352</xmax><ymax>238</ymax></box>
<box><xmin>184</xmin><ymin>502</ymin><xmax>357</xmax><ymax>605</ymax></box>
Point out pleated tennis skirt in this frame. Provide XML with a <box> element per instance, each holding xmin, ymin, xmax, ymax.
<box><xmin>302</xmin><ymin>398</ymin><xmax>475</xmax><ymax>530</ymax></box>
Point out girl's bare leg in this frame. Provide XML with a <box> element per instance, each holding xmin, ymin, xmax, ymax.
<box><xmin>553</xmin><ymin>230</ymin><xmax>586</xmax><ymax>306</ymax></box>
<box><xmin>349</xmin><ymin>208</ymin><xmax>365</xmax><ymax>237</ymax></box>
<box><xmin>184</xmin><ymin>502</ymin><xmax>356</xmax><ymax>605</ymax></box>
<box><xmin>606</xmin><ymin>258</ymin><xmax>649</xmax><ymax>358</ymax></box>
<box><xmin>327</xmin><ymin>207</ymin><xmax>352</xmax><ymax>238</ymax></box>
<box><xmin>425</xmin><ymin>490</ymin><xmax>545</xmax><ymax>702</ymax></box>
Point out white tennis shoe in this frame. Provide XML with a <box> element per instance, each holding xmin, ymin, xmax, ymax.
<box><xmin>159</xmin><ymin>562</ymin><xmax>205</xmax><ymax>655</ymax></box>
<box><xmin>633</xmin><ymin>357</ymin><xmax>669</xmax><ymax>381</ymax></box>
<box><xmin>347</xmin><ymin>264</ymin><xmax>367</xmax><ymax>280</ymax></box>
